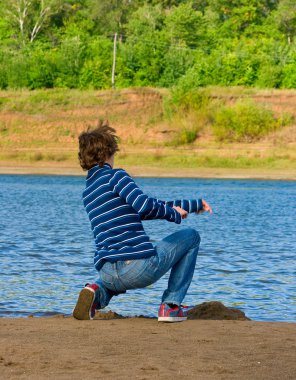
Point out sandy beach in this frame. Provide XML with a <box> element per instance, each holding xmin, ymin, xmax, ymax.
<box><xmin>1</xmin><ymin>316</ymin><xmax>295</xmax><ymax>380</ymax></box>
<box><xmin>0</xmin><ymin>161</ymin><xmax>296</xmax><ymax>180</ymax></box>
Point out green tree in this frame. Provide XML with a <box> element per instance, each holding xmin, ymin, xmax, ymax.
<box><xmin>79</xmin><ymin>37</ymin><xmax>113</xmax><ymax>89</ymax></box>
<box><xmin>208</xmin><ymin>0</ymin><xmax>278</xmax><ymax>34</ymax></box>
<box><xmin>86</xmin><ymin>0</ymin><xmax>139</xmax><ymax>36</ymax></box>
<box><xmin>165</xmin><ymin>2</ymin><xmax>206</xmax><ymax>48</ymax></box>
<box><xmin>54</xmin><ymin>35</ymin><xmax>86</xmax><ymax>87</ymax></box>
<box><xmin>273</xmin><ymin>0</ymin><xmax>296</xmax><ymax>44</ymax></box>
<box><xmin>123</xmin><ymin>5</ymin><xmax>166</xmax><ymax>86</ymax></box>
<box><xmin>1</xmin><ymin>0</ymin><xmax>62</xmax><ymax>45</ymax></box>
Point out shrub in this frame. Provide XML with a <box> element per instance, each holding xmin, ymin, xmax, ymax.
<box><xmin>164</xmin><ymin>74</ymin><xmax>210</xmax><ymax>117</ymax></box>
<box><xmin>281</xmin><ymin>63</ymin><xmax>296</xmax><ymax>89</ymax></box>
<box><xmin>213</xmin><ymin>100</ymin><xmax>285</xmax><ymax>142</ymax></box>
<box><xmin>0</xmin><ymin>58</ymin><xmax>8</xmax><ymax>89</ymax></box>
<box><xmin>5</xmin><ymin>54</ymin><xmax>30</xmax><ymax>88</ymax></box>
<box><xmin>79</xmin><ymin>59</ymin><xmax>111</xmax><ymax>89</ymax></box>
<box><xmin>174</xmin><ymin>128</ymin><xmax>199</xmax><ymax>145</ymax></box>
<box><xmin>27</xmin><ymin>48</ymin><xmax>56</xmax><ymax>89</ymax></box>
<box><xmin>255</xmin><ymin>64</ymin><xmax>283</xmax><ymax>88</ymax></box>
<box><xmin>54</xmin><ymin>37</ymin><xmax>86</xmax><ymax>88</ymax></box>
<box><xmin>79</xmin><ymin>37</ymin><xmax>113</xmax><ymax>89</ymax></box>
<box><xmin>164</xmin><ymin>82</ymin><xmax>211</xmax><ymax>146</ymax></box>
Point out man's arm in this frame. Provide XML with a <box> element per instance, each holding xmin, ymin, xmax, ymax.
<box><xmin>109</xmin><ymin>169</ymin><xmax>182</xmax><ymax>224</ymax></box>
<box><xmin>142</xmin><ymin>199</ymin><xmax>212</xmax><ymax>220</ymax></box>
<box><xmin>140</xmin><ymin>199</ymin><xmax>203</xmax><ymax>219</ymax></box>
<box><xmin>164</xmin><ymin>199</ymin><xmax>203</xmax><ymax>213</ymax></box>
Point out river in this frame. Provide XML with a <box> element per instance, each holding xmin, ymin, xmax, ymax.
<box><xmin>0</xmin><ymin>175</ymin><xmax>295</xmax><ymax>321</ymax></box>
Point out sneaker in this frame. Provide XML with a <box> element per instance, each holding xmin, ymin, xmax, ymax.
<box><xmin>158</xmin><ymin>303</ymin><xmax>188</xmax><ymax>322</ymax></box>
<box><xmin>73</xmin><ymin>283</ymin><xmax>99</xmax><ymax>320</ymax></box>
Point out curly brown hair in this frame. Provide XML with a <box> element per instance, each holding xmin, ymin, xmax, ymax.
<box><xmin>78</xmin><ymin>120</ymin><xmax>119</xmax><ymax>171</ymax></box>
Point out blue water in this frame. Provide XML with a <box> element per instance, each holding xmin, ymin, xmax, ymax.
<box><xmin>0</xmin><ymin>175</ymin><xmax>295</xmax><ymax>322</ymax></box>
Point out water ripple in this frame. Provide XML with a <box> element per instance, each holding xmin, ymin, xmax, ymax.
<box><xmin>0</xmin><ymin>175</ymin><xmax>295</xmax><ymax>322</ymax></box>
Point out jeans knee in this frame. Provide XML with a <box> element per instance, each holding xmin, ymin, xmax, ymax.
<box><xmin>185</xmin><ymin>228</ymin><xmax>201</xmax><ymax>247</ymax></box>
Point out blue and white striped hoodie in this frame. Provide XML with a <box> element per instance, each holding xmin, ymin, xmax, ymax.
<box><xmin>83</xmin><ymin>163</ymin><xmax>203</xmax><ymax>271</ymax></box>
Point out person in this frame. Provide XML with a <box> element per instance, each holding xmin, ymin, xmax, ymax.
<box><xmin>73</xmin><ymin>121</ymin><xmax>212</xmax><ymax>322</ymax></box>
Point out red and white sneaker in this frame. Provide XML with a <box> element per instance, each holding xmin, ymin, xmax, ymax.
<box><xmin>158</xmin><ymin>303</ymin><xmax>188</xmax><ymax>322</ymax></box>
<box><xmin>73</xmin><ymin>284</ymin><xmax>99</xmax><ymax>320</ymax></box>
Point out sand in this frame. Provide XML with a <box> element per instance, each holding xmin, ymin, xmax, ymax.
<box><xmin>1</xmin><ymin>314</ymin><xmax>295</xmax><ymax>380</ymax></box>
<box><xmin>0</xmin><ymin>161</ymin><xmax>296</xmax><ymax>180</ymax></box>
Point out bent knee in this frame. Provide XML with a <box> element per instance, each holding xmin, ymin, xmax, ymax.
<box><xmin>185</xmin><ymin>228</ymin><xmax>201</xmax><ymax>246</ymax></box>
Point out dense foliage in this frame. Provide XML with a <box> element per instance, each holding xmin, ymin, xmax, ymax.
<box><xmin>0</xmin><ymin>0</ymin><xmax>295</xmax><ymax>89</ymax></box>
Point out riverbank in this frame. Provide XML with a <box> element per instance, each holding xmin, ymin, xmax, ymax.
<box><xmin>1</xmin><ymin>317</ymin><xmax>295</xmax><ymax>380</ymax></box>
<box><xmin>0</xmin><ymin>88</ymin><xmax>296</xmax><ymax>179</ymax></box>
<box><xmin>0</xmin><ymin>161</ymin><xmax>296</xmax><ymax>180</ymax></box>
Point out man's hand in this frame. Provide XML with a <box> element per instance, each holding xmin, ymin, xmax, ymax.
<box><xmin>196</xmin><ymin>199</ymin><xmax>213</xmax><ymax>214</ymax></box>
<box><xmin>173</xmin><ymin>206</ymin><xmax>188</xmax><ymax>219</ymax></box>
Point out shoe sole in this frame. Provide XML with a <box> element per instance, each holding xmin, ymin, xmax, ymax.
<box><xmin>158</xmin><ymin>316</ymin><xmax>187</xmax><ymax>322</ymax></box>
<box><xmin>73</xmin><ymin>288</ymin><xmax>95</xmax><ymax>320</ymax></box>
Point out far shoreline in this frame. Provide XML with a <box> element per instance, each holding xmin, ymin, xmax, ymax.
<box><xmin>0</xmin><ymin>162</ymin><xmax>295</xmax><ymax>181</ymax></box>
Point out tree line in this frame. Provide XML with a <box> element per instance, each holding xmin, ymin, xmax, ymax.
<box><xmin>0</xmin><ymin>0</ymin><xmax>295</xmax><ymax>90</ymax></box>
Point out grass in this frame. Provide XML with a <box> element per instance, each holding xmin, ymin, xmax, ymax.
<box><xmin>0</xmin><ymin>89</ymin><xmax>116</xmax><ymax>114</ymax></box>
<box><xmin>0</xmin><ymin>150</ymin><xmax>74</xmax><ymax>162</ymax></box>
<box><xmin>1</xmin><ymin>149</ymin><xmax>294</xmax><ymax>170</ymax></box>
<box><xmin>116</xmin><ymin>150</ymin><xmax>295</xmax><ymax>170</ymax></box>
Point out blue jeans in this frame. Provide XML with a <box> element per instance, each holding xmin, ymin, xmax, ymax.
<box><xmin>94</xmin><ymin>228</ymin><xmax>200</xmax><ymax>308</ymax></box>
